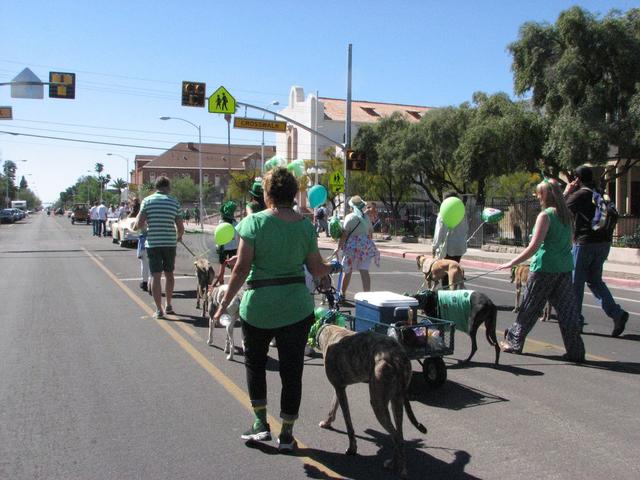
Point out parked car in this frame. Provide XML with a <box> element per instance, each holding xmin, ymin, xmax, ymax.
<box><xmin>70</xmin><ymin>204</ymin><xmax>91</xmax><ymax>225</ymax></box>
<box><xmin>8</xmin><ymin>208</ymin><xmax>25</xmax><ymax>221</ymax></box>
<box><xmin>111</xmin><ymin>217</ymin><xmax>140</xmax><ymax>247</ymax></box>
<box><xmin>105</xmin><ymin>216</ymin><xmax>120</xmax><ymax>236</ymax></box>
<box><xmin>0</xmin><ymin>209</ymin><xmax>16</xmax><ymax>224</ymax></box>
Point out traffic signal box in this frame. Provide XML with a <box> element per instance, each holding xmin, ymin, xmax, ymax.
<box><xmin>182</xmin><ymin>81</ymin><xmax>206</xmax><ymax>107</ymax></box>
<box><xmin>346</xmin><ymin>149</ymin><xmax>366</xmax><ymax>171</ymax></box>
<box><xmin>49</xmin><ymin>72</ymin><xmax>76</xmax><ymax>99</ymax></box>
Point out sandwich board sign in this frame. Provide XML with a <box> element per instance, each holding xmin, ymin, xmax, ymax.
<box><xmin>208</xmin><ymin>86</ymin><xmax>236</xmax><ymax>114</ymax></box>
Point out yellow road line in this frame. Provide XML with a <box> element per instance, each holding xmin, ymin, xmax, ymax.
<box><xmin>83</xmin><ymin>248</ymin><xmax>343</xmax><ymax>479</ymax></box>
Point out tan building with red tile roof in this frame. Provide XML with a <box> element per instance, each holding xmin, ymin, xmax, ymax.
<box><xmin>275</xmin><ymin>86</ymin><xmax>433</xmax><ymax>163</ymax></box>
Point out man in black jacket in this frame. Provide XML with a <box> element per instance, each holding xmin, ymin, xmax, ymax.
<box><xmin>564</xmin><ymin>165</ymin><xmax>628</xmax><ymax>337</ymax></box>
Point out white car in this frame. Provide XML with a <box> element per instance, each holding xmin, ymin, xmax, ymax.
<box><xmin>105</xmin><ymin>216</ymin><xmax>120</xmax><ymax>236</ymax></box>
<box><xmin>111</xmin><ymin>217</ymin><xmax>140</xmax><ymax>247</ymax></box>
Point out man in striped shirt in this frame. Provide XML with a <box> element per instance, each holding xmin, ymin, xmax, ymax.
<box><xmin>134</xmin><ymin>176</ymin><xmax>184</xmax><ymax>319</ymax></box>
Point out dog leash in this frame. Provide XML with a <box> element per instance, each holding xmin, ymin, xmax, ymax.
<box><xmin>179</xmin><ymin>239</ymin><xmax>209</xmax><ymax>258</ymax></box>
<box><xmin>444</xmin><ymin>267</ymin><xmax>503</xmax><ymax>289</ymax></box>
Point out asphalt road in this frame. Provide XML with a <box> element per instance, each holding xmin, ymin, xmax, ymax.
<box><xmin>1</xmin><ymin>214</ymin><xmax>639</xmax><ymax>479</ymax></box>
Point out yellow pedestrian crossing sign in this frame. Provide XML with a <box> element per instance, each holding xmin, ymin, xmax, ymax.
<box><xmin>208</xmin><ymin>86</ymin><xmax>236</xmax><ymax>114</ymax></box>
<box><xmin>328</xmin><ymin>170</ymin><xmax>344</xmax><ymax>193</ymax></box>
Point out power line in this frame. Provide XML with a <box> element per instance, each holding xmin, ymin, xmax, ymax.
<box><xmin>0</xmin><ymin>130</ymin><xmax>276</xmax><ymax>159</ymax></box>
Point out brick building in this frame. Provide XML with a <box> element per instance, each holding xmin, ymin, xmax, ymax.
<box><xmin>131</xmin><ymin>143</ymin><xmax>275</xmax><ymax>197</ymax></box>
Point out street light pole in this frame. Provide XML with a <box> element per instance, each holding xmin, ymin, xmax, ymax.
<box><xmin>261</xmin><ymin>101</ymin><xmax>279</xmax><ymax>173</ymax></box>
<box><xmin>160</xmin><ymin>117</ymin><xmax>203</xmax><ymax>231</ymax></box>
<box><xmin>106</xmin><ymin>153</ymin><xmax>130</xmax><ymax>185</ymax></box>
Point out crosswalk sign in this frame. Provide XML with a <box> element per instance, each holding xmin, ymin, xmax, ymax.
<box><xmin>208</xmin><ymin>86</ymin><xmax>236</xmax><ymax>114</ymax></box>
<box><xmin>328</xmin><ymin>170</ymin><xmax>344</xmax><ymax>193</ymax></box>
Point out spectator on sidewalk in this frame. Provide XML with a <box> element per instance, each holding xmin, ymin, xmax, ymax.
<box><xmin>564</xmin><ymin>165</ymin><xmax>629</xmax><ymax>336</ymax></box>
<box><xmin>498</xmin><ymin>179</ymin><xmax>585</xmax><ymax>362</ymax></box>
<box><xmin>432</xmin><ymin>192</ymin><xmax>468</xmax><ymax>289</ymax></box>
<box><xmin>366</xmin><ymin>202</ymin><xmax>380</xmax><ymax>233</ymax></box>
<box><xmin>314</xmin><ymin>204</ymin><xmax>329</xmax><ymax>237</ymax></box>
<box><xmin>335</xmin><ymin>195</ymin><xmax>380</xmax><ymax>300</ymax></box>
<box><xmin>183</xmin><ymin>208</ymin><xmax>191</xmax><ymax>225</ymax></box>
<box><xmin>134</xmin><ymin>176</ymin><xmax>184</xmax><ymax>319</ymax></box>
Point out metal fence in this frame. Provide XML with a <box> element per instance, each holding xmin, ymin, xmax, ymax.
<box><xmin>380</xmin><ymin>197</ymin><xmax>639</xmax><ymax>248</ymax></box>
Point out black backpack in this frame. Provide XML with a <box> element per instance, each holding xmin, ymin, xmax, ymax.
<box><xmin>316</xmin><ymin>207</ymin><xmax>326</xmax><ymax>220</ymax></box>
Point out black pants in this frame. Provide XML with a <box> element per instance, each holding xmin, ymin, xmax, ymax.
<box><xmin>441</xmin><ymin>255</ymin><xmax>462</xmax><ymax>289</ymax></box>
<box><xmin>242</xmin><ymin>314</ymin><xmax>314</xmax><ymax>421</ymax></box>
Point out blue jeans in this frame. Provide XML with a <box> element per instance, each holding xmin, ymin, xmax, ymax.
<box><xmin>572</xmin><ymin>243</ymin><xmax>623</xmax><ymax>326</ymax></box>
<box><xmin>92</xmin><ymin>219</ymin><xmax>99</xmax><ymax>236</ymax></box>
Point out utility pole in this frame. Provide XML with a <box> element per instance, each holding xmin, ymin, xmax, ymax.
<box><xmin>344</xmin><ymin>43</ymin><xmax>353</xmax><ymax>217</ymax></box>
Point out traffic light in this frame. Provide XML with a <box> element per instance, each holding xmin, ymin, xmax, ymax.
<box><xmin>49</xmin><ymin>72</ymin><xmax>76</xmax><ymax>99</ymax></box>
<box><xmin>346</xmin><ymin>149</ymin><xmax>366</xmax><ymax>171</ymax></box>
<box><xmin>182</xmin><ymin>81</ymin><xmax>206</xmax><ymax>107</ymax></box>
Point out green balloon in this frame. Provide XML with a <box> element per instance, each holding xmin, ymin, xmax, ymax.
<box><xmin>440</xmin><ymin>197</ymin><xmax>465</xmax><ymax>229</ymax></box>
<box><xmin>214</xmin><ymin>222</ymin><xmax>235</xmax><ymax>245</ymax></box>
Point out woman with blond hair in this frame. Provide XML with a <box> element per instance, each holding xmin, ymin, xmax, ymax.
<box><xmin>498</xmin><ymin>179</ymin><xmax>585</xmax><ymax>363</ymax></box>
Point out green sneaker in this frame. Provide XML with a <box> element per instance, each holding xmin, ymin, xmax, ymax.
<box><xmin>241</xmin><ymin>421</ymin><xmax>271</xmax><ymax>442</ymax></box>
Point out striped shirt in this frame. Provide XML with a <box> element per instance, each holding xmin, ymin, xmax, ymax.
<box><xmin>140</xmin><ymin>192</ymin><xmax>181</xmax><ymax>248</ymax></box>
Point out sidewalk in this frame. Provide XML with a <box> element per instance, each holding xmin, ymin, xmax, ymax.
<box><xmin>185</xmin><ymin>222</ymin><xmax>640</xmax><ymax>288</ymax></box>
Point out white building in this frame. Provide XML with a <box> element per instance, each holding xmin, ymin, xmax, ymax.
<box><xmin>275</xmin><ymin>86</ymin><xmax>433</xmax><ymax>163</ymax></box>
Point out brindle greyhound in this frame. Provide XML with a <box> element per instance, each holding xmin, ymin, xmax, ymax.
<box><xmin>316</xmin><ymin>323</ymin><xmax>427</xmax><ymax>479</ymax></box>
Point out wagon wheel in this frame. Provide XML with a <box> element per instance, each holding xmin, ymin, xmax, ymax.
<box><xmin>423</xmin><ymin>357</ymin><xmax>447</xmax><ymax>388</ymax></box>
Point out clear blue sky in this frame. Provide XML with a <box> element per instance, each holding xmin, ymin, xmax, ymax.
<box><xmin>0</xmin><ymin>0</ymin><xmax>635</xmax><ymax>203</ymax></box>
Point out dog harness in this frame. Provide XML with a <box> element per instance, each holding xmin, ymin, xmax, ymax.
<box><xmin>437</xmin><ymin>290</ymin><xmax>472</xmax><ymax>333</ymax></box>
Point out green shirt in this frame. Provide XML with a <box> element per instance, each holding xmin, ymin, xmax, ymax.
<box><xmin>530</xmin><ymin>208</ymin><xmax>574</xmax><ymax>273</ymax></box>
<box><xmin>236</xmin><ymin>211</ymin><xmax>318</xmax><ymax>328</ymax></box>
<box><xmin>140</xmin><ymin>192</ymin><xmax>181</xmax><ymax>248</ymax></box>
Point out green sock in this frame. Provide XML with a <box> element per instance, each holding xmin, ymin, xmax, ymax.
<box><xmin>252</xmin><ymin>406</ymin><xmax>267</xmax><ymax>427</ymax></box>
<box><xmin>281</xmin><ymin>419</ymin><xmax>295</xmax><ymax>436</ymax></box>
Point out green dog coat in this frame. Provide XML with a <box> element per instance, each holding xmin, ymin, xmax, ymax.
<box><xmin>437</xmin><ymin>290</ymin><xmax>472</xmax><ymax>333</ymax></box>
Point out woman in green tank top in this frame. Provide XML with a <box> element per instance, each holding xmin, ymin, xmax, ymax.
<box><xmin>497</xmin><ymin>179</ymin><xmax>585</xmax><ymax>362</ymax></box>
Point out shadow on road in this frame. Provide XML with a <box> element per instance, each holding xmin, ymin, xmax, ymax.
<box><xmin>408</xmin><ymin>373</ymin><xmax>508</xmax><ymax>411</ymax></box>
<box><xmin>245</xmin><ymin>427</ymin><xmax>480</xmax><ymax>479</ymax></box>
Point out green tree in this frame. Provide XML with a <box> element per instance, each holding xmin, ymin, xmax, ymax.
<box><xmin>3</xmin><ymin>160</ymin><xmax>17</xmax><ymax>203</ymax></box>
<box><xmin>111</xmin><ymin>178</ymin><xmax>128</xmax><ymax>199</ymax></box>
<box><xmin>19</xmin><ymin>175</ymin><xmax>28</xmax><ymax>190</ymax></box>
<box><xmin>457</xmin><ymin>92</ymin><xmax>545</xmax><ymax>203</ymax></box>
<box><xmin>353</xmin><ymin>113</ymin><xmax>415</xmax><ymax>219</ymax></box>
<box><xmin>400</xmin><ymin>105</ymin><xmax>474</xmax><ymax>203</ymax></box>
<box><xmin>509</xmin><ymin>6</ymin><xmax>640</xmax><ymax>180</ymax></box>
<box><xmin>171</xmin><ymin>175</ymin><xmax>198</xmax><ymax>203</ymax></box>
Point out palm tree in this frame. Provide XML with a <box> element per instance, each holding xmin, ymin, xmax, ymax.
<box><xmin>95</xmin><ymin>163</ymin><xmax>105</xmax><ymax>202</ymax></box>
<box><xmin>111</xmin><ymin>178</ymin><xmax>127</xmax><ymax>199</ymax></box>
